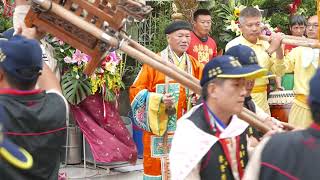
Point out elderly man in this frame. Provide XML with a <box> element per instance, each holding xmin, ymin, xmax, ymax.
<box><xmin>243</xmin><ymin>69</ymin><xmax>320</xmax><ymax>180</ymax></box>
<box><xmin>225</xmin><ymin>7</ymin><xmax>285</xmax><ymax>115</ymax></box>
<box><xmin>129</xmin><ymin>20</ymin><xmax>202</xmax><ymax>179</ymax></box>
<box><xmin>169</xmin><ymin>54</ymin><xmax>267</xmax><ymax>180</ymax></box>
<box><xmin>187</xmin><ymin>9</ymin><xmax>217</xmax><ymax>64</ymax></box>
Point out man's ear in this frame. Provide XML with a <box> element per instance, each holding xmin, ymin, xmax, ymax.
<box><xmin>166</xmin><ymin>34</ymin><xmax>170</xmax><ymax>43</ymax></box>
<box><xmin>192</xmin><ymin>19</ymin><xmax>196</xmax><ymax>26</ymax></box>
<box><xmin>207</xmin><ymin>83</ymin><xmax>218</xmax><ymax>99</ymax></box>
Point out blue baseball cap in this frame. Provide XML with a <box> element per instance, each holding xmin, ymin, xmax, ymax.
<box><xmin>200</xmin><ymin>55</ymin><xmax>267</xmax><ymax>86</ymax></box>
<box><xmin>0</xmin><ymin>35</ymin><xmax>43</xmax><ymax>82</ymax></box>
<box><xmin>0</xmin><ymin>107</ymin><xmax>33</xmax><ymax>169</ymax></box>
<box><xmin>225</xmin><ymin>44</ymin><xmax>268</xmax><ymax>77</ymax></box>
<box><xmin>309</xmin><ymin>69</ymin><xmax>320</xmax><ymax>104</ymax></box>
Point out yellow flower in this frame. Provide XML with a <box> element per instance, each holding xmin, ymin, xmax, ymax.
<box><xmin>90</xmin><ymin>77</ymin><xmax>98</xmax><ymax>94</ymax></box>
<box><xmin>72</xmin><ymin>66</ymin><xmax>78</xmax><ymax>73</ymax></box>
<box><xmin>90</xmin><ymin>75</ymin><xmax>105</xmax><ymax>94</ymax></box>
<box><xmin>234</xmin><ymin>5</ymin><xmax>247</xmax><ymax>17</ymax></box>
<box><xmin>234</xmin><ymin>8</ymin><xmax>240</xmax><ymax>17</ymax></box>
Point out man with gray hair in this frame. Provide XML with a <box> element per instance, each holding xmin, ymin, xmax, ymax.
<box><xmin>225</xmin><ymin>7</ymin><xmax>286</xmax><ymax>115</ymax></box>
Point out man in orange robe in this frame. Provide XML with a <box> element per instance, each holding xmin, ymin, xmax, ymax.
<box><xmin>129</xmin><ymin>20</ymin><xmax>203</xmax><ymax>179</ymax></box>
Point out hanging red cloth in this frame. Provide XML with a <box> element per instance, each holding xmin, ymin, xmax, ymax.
<box><xmin>71</xmin><ymin>93</ymin><xmax>137</xmax><ymax>164</ymax></box>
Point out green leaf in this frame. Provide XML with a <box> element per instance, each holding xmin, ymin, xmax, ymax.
<box><xmin>103</xmin><ymin>88</ymin><xmax>116</xmax><ymax>102</ymax></box>
<box><xmin>61</xmin><ymin>72</ymin><xmax>92</xmax><ymax>105</ymax></box>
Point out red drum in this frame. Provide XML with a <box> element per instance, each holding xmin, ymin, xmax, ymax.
<box><xmin>268</xmin><ymin>91</ymin><xmax>294</xmax><ymax>122</ymax></box>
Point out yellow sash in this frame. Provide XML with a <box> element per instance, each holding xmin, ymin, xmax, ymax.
<box><xmin>148</xmin><ymin>93</ymin><xmax>169</xmax><ymax>136</ymax></box>
<box><xmin>252</xmin><ymin>85</ymin><xmax>267</xmax><ymax>93</ymax></box>
<box><xmin>295</xmin><ymin>94</ymin><xmax>308</xmax><ymax>105</ymax></box>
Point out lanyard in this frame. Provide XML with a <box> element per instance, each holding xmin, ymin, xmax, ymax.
<box><xmin>203</xmin><ymin>102</ymin><xmax>244</xmax><ymax>178</ymax></box>
<box><xmin>203</xmin><ymin>101</ymin><xmax>228</xmax><ymax>131</ymax></box>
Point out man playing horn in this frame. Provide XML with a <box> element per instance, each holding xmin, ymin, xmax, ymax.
<box><xmin>129</xmin><ymin>20</ymin><xmax>202</xmax><ymax>179</ymax></box>
<box><xmin>225</xmin><ymin>7</ymin><xmax>285</xmax><ymax>115</ymax></box>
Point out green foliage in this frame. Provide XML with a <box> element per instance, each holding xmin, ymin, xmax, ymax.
<box><xmin>205</xmin><ymin>1</ymin><xmax>231</xmax><ymax>50</ymax></box>
<box><xmin>104</xmin><ymin>88</ymin><xmax>116</xmax><ymax>102</ymax></box>
<box><xmin>297</xmin><ymin>0</ymin><xmax>317</xmax><ymax>17</ymax></box>
<box><xmin>47</xmin><ymin>36</ymin><xmax>125</xmax><ymax>104</ymax></box>
<box><xmin>0</xmin><ymin>18</ymin><xmax>13</xmax><ymax>32</ymax></box>
<box><xmin>146</xmin><ymin>14</ymin><xmax>171</xmax><ymax>52</ymax></box>
<box><xmin>146</xmin><ymin>2</ymin><xmax>172</xmax><ymax>52</ymax></box>
<box><xmin>258</xmin><ymin>0</ymin><xmax>292</xmax><ymax>10</ymax></box>
<box><xmin>123</xmin><ymin>2</ymin><xmax>172</xmax><ymax>87</ymax></box>
<box><xmin>61</xmin><ymin>71</ymin><xmax>92</xmax><ymax>105</ymax></box>
<box><xmin>268</xmin><ymin>12</ymin><xmax>290</xmax><ymax>34</ymax></box>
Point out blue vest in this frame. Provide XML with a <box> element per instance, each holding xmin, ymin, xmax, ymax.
<box><xmin>187</xmin><ymin>105</ymin><xmax>258</xmax><ymax>180</ymax></box>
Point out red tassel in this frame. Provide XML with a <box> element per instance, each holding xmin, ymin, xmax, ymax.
<box><xmin>288</xmin><ymin>3</ymin><xmax>297</xmax><ymax>15</ymax></box>
<box><xmin>294</xmin><ymin>0</ymin><xmax>302</xmax><ymax>6</ymax></box>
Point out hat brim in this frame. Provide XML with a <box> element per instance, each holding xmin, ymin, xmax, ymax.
<box><xmin>0</xmin><ymin>136</ymin><xmax>33</xmax><ymax>169</ymax></box>
<box><xmin>217</xmin><ymin>65</ymin><xmax>268</xmax><ymax>80</ymax></box>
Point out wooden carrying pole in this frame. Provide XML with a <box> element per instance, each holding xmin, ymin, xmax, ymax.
<box><xmin>260</xmin><ymin>35</ymin><xmax>320</xmax><ymax>49</ymax></box>
<box><xmin>31</xmin><ymin>0</ymin><xmax>271</xmax><ymax>133</ymax></box>
<box><xmin>120</xmin><ymin>32</ymin><xmax>200</xmax><ymax>86</ymax></box>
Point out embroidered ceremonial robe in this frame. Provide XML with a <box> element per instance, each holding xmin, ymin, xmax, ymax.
<box><xmin>129</xmin><ymin>47</ymin><xmax>202</xmax><ymax>179</ymax></box>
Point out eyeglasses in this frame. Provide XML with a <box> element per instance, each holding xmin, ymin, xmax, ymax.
<box><xmin>306</xmin><ymin>24</ymin><xmax>319</xmax><ymax>29</ymax></box>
